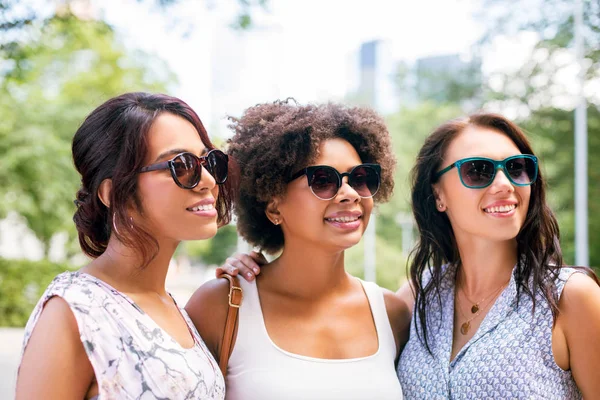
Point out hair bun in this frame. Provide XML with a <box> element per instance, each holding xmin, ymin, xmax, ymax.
<box><xmin>73</xmin><ymin>188</ymin><xmax>90</xmax><ymax>207</ymax></box>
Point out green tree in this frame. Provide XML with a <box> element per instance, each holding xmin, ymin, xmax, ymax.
<box><xmin>522</xmin><ymin>107</ymin><xmax>600</xmax><ymax>269</ymax></box>
<box><xmin>0</xmin><ymin>12</ymin><xmax>174</xmax><ymax>255</ymax></box>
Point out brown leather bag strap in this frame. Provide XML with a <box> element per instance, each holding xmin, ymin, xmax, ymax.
<box><xmin>219</xmin><ymin>273</ymin><xmax>243</xmax><ymax>376</ymax></box>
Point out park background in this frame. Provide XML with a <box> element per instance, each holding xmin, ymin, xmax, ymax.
<box><xmin>0</xmin><ymin>0</ymin><xmax>598</xmax><ymax>396</ymax></box>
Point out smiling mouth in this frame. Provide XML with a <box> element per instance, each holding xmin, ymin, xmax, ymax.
<box><xmin>324</xmin><ymin>215</ymin><xmax>362</xmax><ymax>223</ymax></box>
<box><xmin>186</xmin><ymin>204</ymin><xmax>214</xmax><ymax>212</ymax></box>
<box><xmin>483</xmin><ymin>204</ymin><xmax>517</xmax><ymax>213</ymax></box>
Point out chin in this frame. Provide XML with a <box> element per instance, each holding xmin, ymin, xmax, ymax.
<box><xmin>181</xmin><ymin>227</ymin><xmax>219</xmax><ymax>241</ymax></box>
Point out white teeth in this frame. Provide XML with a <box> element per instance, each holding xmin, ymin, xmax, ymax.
<box><xmin>484</xmin><ymin>204</ymin><xmax>516</xmax><ymax>213</ymax></box>
<box><xmin>326</xmin><ymin>216</ymin><xmax>360</xmax><ymax>223</ymax></box>
<box><xmin>189</xmin><ymin>204</ymin><xmax>214</xmax><ymax>212</ymax></box>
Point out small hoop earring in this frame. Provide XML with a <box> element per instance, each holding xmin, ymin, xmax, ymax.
<box><xmin>113</xmin><ymin>213</ymin><xmax>134</xmax><ymax>235</ymax></box>
<box><xmin>112</xmin><ymin>212</ymin><xmax>120</xmax><ymax>235</ymax></box>
<box><xmin>273</xmin><ymin>218</ymin><xmax>280</xmax><ymax>225</ymax></box>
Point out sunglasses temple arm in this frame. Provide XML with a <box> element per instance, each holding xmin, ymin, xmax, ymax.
<box><xmin>140</xmin><ymin>161</ymin><xmax>171</xmax><ymax>173</ymax></box>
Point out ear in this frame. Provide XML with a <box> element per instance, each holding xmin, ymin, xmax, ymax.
<box><xmin>265</xmin><ymin>198</ymin><xmax>283</xmax><ymax>226</ymax></box>
<box><xmin>431</xmin><ymin>182</ymin><xmax>447</xmax><ymax>212</ymax></box>
<box><xmin>97</xmin><ymin>178</ymin><xmax>113</xmax><ymax>208</ymax></box>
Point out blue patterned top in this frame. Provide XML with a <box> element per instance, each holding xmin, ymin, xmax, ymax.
<box><xmin>397</xmin><ymin>263</ymin><xmax>582</xmax><ymax>399</ymax></box>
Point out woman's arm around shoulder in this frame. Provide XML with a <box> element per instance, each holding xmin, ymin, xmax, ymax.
<box><xmin>558</xmin><ymin>272</ymin><xmax>600</xmax><ymax>397</ymax></box>
<box><xmin>383</xmin><ymin>286</ymin><xmax>412</xmax><ymax>360</ymax></box>
<box><xmin>185</xmin><ymin>278</ymin><xmax>235</xmax><ymax>361</ymax></box>
<box><xmin>16</xmin><ymin>296</ymin><xmax>95</xmax><ymax>400</ymax></box>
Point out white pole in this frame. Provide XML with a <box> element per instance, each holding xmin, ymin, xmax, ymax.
<box><xmin>574</xmin><ymin>0</ymin><xmax>589</xmax><ymax>266</ymax></box>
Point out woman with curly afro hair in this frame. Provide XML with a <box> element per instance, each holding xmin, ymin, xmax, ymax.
<box><xmin>186</xmin><ymin>100</ymin><xmax>410</xmax><ymax>399</ymax></box>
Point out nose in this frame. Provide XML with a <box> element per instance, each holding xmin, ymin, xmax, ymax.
<box><xmin>488</xmin><ymin>167</ymin><xmax>514</xmax><ymax>194</ymax></box>
<box><xmin>194</xmin><ymin>165</ymin><xmax>217</xmax><ymax>192</ymax></box>
<box><xmin>335</xmin><ymin>176</ymin><xmax>360</xmax><ymax>203</ymax></box>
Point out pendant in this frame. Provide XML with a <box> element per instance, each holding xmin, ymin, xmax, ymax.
<box><xmin>471</xmin><ymin>304</ymin><xmax>479</xmax><ymax>314</ymax></box>
<box><xmin>460</xmin><ymin>321</ymin><xmax>471</xmax><ymax>335</ymax></box>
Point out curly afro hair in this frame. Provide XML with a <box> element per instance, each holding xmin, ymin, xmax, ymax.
<box><xmin>227</xmin><ymin>99</ymin><xmax>396</xmax><ymax>254</ymax></box>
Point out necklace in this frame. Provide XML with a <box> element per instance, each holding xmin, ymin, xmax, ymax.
<box><xmin>461</xmin><ymin>280</ymin><xmax>507</xmax><ymax>315</ymax></box>
<box><xmin>456</xmin><ymin>286</ymin><xmax>504</xmax><ymax>335</ymax></box>
<box><xmin>455</xmin><ymin>271</ymin><xmax>510</xmax><ymax>335</ymax></box>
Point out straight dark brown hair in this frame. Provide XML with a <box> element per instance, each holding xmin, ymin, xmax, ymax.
<box><xmin>409</xmin><ymin>112</ymin><xmax>598</xmax><ymax>353</ymax></box>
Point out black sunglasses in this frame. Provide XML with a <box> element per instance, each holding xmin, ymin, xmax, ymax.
<box><xmin>435</xmin><ymin>155</ymin><xmax>538</xmax><ymax>189</ymax></box>
<box><xmin>139</xmin><ymin>149</ymin><xmax>228</xmax><ymax>189</ymax></box>
<box><xmin>288</xmin><ymin>163</ymin><xmax>381</xmax><ymax>200</ymax></box>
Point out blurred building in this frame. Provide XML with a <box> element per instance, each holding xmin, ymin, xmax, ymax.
<box><xmin>346</xmin><ymin>40</ymin><xmax>399</xmax><ymax>115</ymax></box>
<box><xmin>414</xmin><ymin>53</ymin><xmax>482</xmax><ymax>109</ymax></box>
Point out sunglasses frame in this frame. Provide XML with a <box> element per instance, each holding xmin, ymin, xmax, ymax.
<box><xmin>435</xmin><ymin>154</ymin><xmax>538</xmax><ymax>189</ymax></box>
<box><xmin>288</xmin><ymin>163</ymin><xmax>381</xmax><ymax>200</ymax></box>
<box><xmin>139</xmin><ymin>149</ymin><xmax>228</xmax><ymax>189</ymax></box>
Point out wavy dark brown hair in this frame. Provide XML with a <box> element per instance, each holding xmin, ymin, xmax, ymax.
<box><xmin>227</xmin><ymin>99</ymin><xmax>396</xmax><ymax>254</ymax></box>
<box><xmin>72</xmin><ymin>92</ymin><xmax>235</xmax><ymax>266</ymax></box>
<box><xmin>409</xmin><ymin>112</ymin><xmax>598</xmax><ymax>353</ymax></box>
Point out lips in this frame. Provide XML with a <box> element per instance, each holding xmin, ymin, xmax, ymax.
<box><xmin>483</xmin><ymin>204</ymin><xmax>516</xmax><ymax>213</ymax></box>
<box><xmin>324</xmin><ymin>211</ymin><xmax>363</xmax><ymax>231</ymax></box>
<box><xmin>186</xmin><ymin>198</ymin><xmax>217</xmax><ymax>217</ymax></box>
<box><xmin>324</xmin><ymin>210</ymin><xmax>363</xmax><ymax>222</ymax></box>
<box><xmin>186</xmin><ymin>198</ymin><xmax>215</xmax><ymax>211</ymax></box>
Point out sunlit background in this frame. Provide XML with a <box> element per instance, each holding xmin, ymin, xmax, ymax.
<box><xmin>0</xmin><ymin>0</ymin><xmax>598</xmax><ymax>394</ymax></box>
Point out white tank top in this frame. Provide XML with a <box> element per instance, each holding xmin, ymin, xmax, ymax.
<box><xmin>225</xmin><ymin>278</ymin><xmax>404</xmax><ymax>400</ymax></box>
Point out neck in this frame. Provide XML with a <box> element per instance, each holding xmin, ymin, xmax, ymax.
<box><xmin>261</xmin><ymin>240</ymin><xmax>353</xmax><ymax>300</ymax></box>
<box><xmin>83</xmin><ymin>237</ymin><xmax>178</xmax><ymax>297</ymax></box>
<box><xmin>454</xmin><ymin>235</ymin><xmax>516</xmax><ymax>298</ymax></box>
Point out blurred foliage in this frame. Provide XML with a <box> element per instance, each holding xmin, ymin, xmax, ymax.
<box><xmin>523</xmin><ymin>106</ymin><xmax>600</xmax><ymax>269</ymax></box>
<box><xmin>183</xmin><ymin>224</ymin><xmax>238</xmax><ymax>266</ymax></box>
<box><xmin>479</xmin><ymin>0</ymin><xmax>599</xmax><ymax>105</ymax></box>
<box><xmin>0</xmin><ymin>257</ymin><xmax>75</xmax><ymax>327</ymax></box>
<box><xmin>0</xmin><ymin>0</ymin><xmax>268</xmax><ymax>37</ymax></box>
<box><xmin>345</xmin><ymin>235</ymin><xmax>407</xmax><ymax>291</ymax></box>
<box><xmin>0</xmin><ymin>12</ymin><xmax>174</xmax><ymax>255</ymax></box>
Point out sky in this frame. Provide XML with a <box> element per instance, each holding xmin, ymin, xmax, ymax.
<box><xmin>99</xmin><ymin>0</ymin><xmax>491</xmax><ymax>134</ymax></box>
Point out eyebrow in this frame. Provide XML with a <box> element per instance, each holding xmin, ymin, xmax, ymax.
<box><xmin>152</xmin><ymin>147</ymin><xmax>209</xmax><ymax>163</ymax></box>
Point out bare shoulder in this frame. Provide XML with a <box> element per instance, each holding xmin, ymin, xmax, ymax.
<box><xmin>382</xmin><ymin>287</ymin><xmax>412</xmax><ymax>356</ymax></box>
<box><xmin>184</xmin><ymin>277</ymin><xmax>234</xmax><ymax>357</ymax></box>
<box><xmin>16</xmin><ymin>296</ymin><xmax>94</xmax><ymax>399</ymax></box>
<box><xmin>395</xmin><ymin>280</ymin><xmax>415</xmax><ymax>314</ymax></box>
<box><xmin>557</xmin><ymin>271</ymin><xmax>600</xmax><ymax>397</ymax></box>
<box><xmin>560</xmin><ymin>271</ymin><xmax>600</xmax><ymax>310</ymax></box>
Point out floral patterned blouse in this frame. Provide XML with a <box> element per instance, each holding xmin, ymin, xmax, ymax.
<box><xmin>397</xmin><ymin>264</ymin><xmax>582</xmax><ymax>399</ymax></box>
<box><xmin>19</xmin><ymin>271</ymin><xmax>225</xmax><ymax>400</ymax></box>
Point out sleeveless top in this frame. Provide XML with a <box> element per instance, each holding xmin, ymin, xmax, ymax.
<box><xmin>397</xmin><ymin>264</ymin><xmax>583</xmax><ymax>399</ymax></box>
<box><xmin>225</xmin><ymin>278</ymin><xmax>404</xmax><ymax>400</ymax></box>
<box><xmin>19</xmin><ymin>271</ymin><xmax>225</xmax><ymax>400</ymax></box>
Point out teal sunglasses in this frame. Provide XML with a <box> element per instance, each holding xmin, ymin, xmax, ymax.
<box><xmin>434</xmin><ymin>155</ymin><xmax>538</xmax><ymax>189</ymax></box>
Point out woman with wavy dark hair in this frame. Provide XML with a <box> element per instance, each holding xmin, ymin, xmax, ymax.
<box><xmin>17</xmin><ymin>92</ymin><xmax>234</xmax><ymax>399</ymax></box>
<box><xmin>397</xmin><ymin>113</ymin><xmax>600</xmax><ymax>398</ymax></box>
<box><xmin>186</xmin><ymin>100</ymin><xmax>408</xmax><ymax>399</ymax></box>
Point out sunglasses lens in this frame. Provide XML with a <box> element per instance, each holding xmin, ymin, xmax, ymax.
<box><xmin>207</xmin><ymin>150</ymin><xmax>229</xmax><ymax>184</ymax></box>
<box><xmin>309</xmin><ymin>167</ymin><xmax>339</xmax><ymax>200</ymax></box>
<box><xmin>172</xmin><ymin>153</ymin><xmax>201</xmax><ymax>188</ymax></box>
<box><xmin>349</xmin><ymin>166</ymin><xmax>380</xmax><ymax>198</ymax></box>
<box><xmin>506</xmin><ymin>156</ymin><xmax>537</xmax><ymax>185</ymax></box>
<box><xmin>459</xmin><ymin>159</ymin><xmax>495</xmax><ymax>188</ymax></box>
